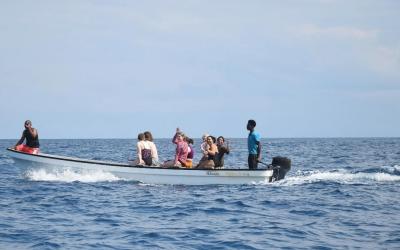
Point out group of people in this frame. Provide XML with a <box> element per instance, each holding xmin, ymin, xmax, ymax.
<box><xmin>13</xmin><ymin>119</ymin><xmax>262</xmax><ymax>169</ymax></box>
<box><xmin>130</xmin><ymin>128</ymin><xmax>231</xmax><ymax>169</ymax></box>
<box><xmin>129</xmin><ymin>131</ymin><xmax>159</xmax><ymax>166</ymax></box>
<box><xmin>129</xmin><ymin>119</ymin><xmax>261</xmax><ymax>169</ymax></box>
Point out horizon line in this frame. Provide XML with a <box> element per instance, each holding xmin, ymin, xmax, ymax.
<box><xmin>1</xmin><ymin>136</ymin><xmax>400</xmax><ymax>140</ymax></box>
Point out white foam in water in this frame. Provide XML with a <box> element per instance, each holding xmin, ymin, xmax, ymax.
<box><xmin>25</xmin><ymin>168</ymin><xmax>121</xmax><ymax>183</ymax></box>
<box><xmin>269</xmin><ymin>169</ymin><xmax>400</xmax><ymax>186</ymax></box>
<box><xmin>381</xmin><ymin>165</ymin><xmax>400</xmax><ymax>174</ymax></box>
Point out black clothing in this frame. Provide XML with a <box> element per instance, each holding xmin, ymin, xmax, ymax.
<box><xmin>248</xmin><ymin>154</ymin><xmax>258</xmax><ymax>170</ymax></box>
<box><xmin>214</xmin><ymin>144</ymin><xmax>230</xmax><ymax>168</ymax></box>
<box><xmin>24</xmin><ymin>129</ymin><xmax>40</xmax><ymax>148</ymax></box>
<box><xmin>141</xmin><ymin>148</ymin><xmax>152</xmax><ymax>166</ymax></box>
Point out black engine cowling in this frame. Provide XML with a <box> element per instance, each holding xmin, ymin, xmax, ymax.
<box><xmin>270</xmin><ymin>156</ymin><xmax>291</xmax><ymax>181</ymax></box>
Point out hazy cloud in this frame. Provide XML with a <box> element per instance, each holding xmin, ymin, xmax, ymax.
<box><xmin>298</xmin><ymin>24</ymin><xmax>378</xmax><ymax>40</ymax></box>
<box><xmin>1</xmin><ymin>1</ymin><xmax>399</xmax><ymax>138</ymax></box>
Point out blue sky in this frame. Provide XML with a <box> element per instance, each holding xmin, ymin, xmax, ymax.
<box><xmin>1</xmin><ymin>0</ymin><xmax>399</xmax><ymax>139</ymax></box>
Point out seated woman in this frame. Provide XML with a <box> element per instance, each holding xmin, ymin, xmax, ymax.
<box><xmin>14</xmin><ymin>120</ymin><xmax>40</xmax><ymax>154</ymax></box>
<box><xmin>144</xmin><ymin>131</ymin><xmax>159</xmax><ymax>166</ymax></box>
<box><xmin>162</xmin><ymin>129</ymin><xmax>189</xmax><ymax>168</ymax></box>
<box><xmin>214</xmin><ymin>136</ymin><xmax>230</xmax><ymax>168</ymax></box>
<box><xmin>129</xmin><ymin>133</ymin><xmax>152</xmax><ymax>166</ymax></box>
<box><xmin>186</xmin><ymin>138</ymin><xmax>194</xmax><ymax>168</ymax></box>
<box><xmin>196</xmin><ymin>136</ymin><xmax>218</xmax><ymax>169</ymax></box>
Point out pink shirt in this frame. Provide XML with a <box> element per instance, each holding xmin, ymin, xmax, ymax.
<box><xmin>175</xmin><ymin>141</ymin><xmax>188</xmax><ymax>164</ymax></box>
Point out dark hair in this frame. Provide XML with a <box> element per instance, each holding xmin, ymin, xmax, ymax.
<box><xmin>248</xmin><ymin>119</ymin><xmax>256</xmax><ymax>127</ymax></box>
<box><xmin>144</xmin><ymin>131</ymin><xmax>153</xmax><ymax>141</ymax></box>
<box><xmin>25</xmin><ymin>120</ymin><xmax>32</xmax><ymax>125</ymax></box>
<box><xmin>187</xmin><ymin>138</ymin><xmax>194</xmax><ymax>144</ymax></box>
<box><xmin>207</xmin><ymin>136</ymin><xmax>216</xmax><ymax>143</ymax></box>
<box><xmin>137</xmin><ymin>133</ymin><xmax>145</xmax><ymax>140</ymax></box>
<box><xmin>217</xmin><ymin>136</ymin><xmax>225</xmax><ymax>142</ymax></box>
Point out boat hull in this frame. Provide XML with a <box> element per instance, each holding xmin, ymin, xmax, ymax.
<box><xmin>7</xmin><ymin>148</ymin><xmax>274</xmax><ymax>185</ymax></box>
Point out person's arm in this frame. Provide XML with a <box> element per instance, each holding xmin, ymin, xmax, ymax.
<box><xmin>256</xmin><ymin>141</ymin><xmax>262</xmax><ymax>162</ymax></box>
<box><xmin>172</xmin><ymin>128</ymin><xmax>180</xmax><ymax>144</ymax></box>
<box><xmin>14</xmin><ymin>131</ymin><xmax>26</xmax><ymax>148</ymax></box>
<box><xmin>174</xmin><ymin>143</ymin><xmax>181</xmax><ymax>165</ymax></box>
<box><xmin>220</xmin><ymin>144</ymin><xmax>230</xmax><ymax>154</ymax></box>
<box><xmin>137</xmin><ymin>143</ymin><xmax>144</xmax><ymax>164</ymax></box>
<box><xmin>202</xmin><ymin>145</ymin><xmax>208</xmax><ymax>157</ymax></box>
<box><xmin>172</xmin><ymin>134</ymin><xmax>177</xmax><ymax>144</ymax></box>
<box><xmin>201</xmin><ymin>142</ymin><xmax>206</xmax><ymax>153</ymax></box>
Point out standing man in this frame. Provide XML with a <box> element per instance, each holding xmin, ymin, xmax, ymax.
<box><xmin>247</xmin><ymin>119</ymin><xmax>261</xmax><ymax>169</ymax></box>
<box><xmin>14</xmin><ymin>120</ymin><xmax>40</xmax><ymax>154</ymax></box>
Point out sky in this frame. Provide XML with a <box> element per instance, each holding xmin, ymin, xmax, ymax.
<box><xmin>0</xmin><ymin>0</ymin><xmax>399</xmax><ymax>139</ymax></box>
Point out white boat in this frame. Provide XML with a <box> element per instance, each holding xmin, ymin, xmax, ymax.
<box><xmin>6</xmin><ymin>148</ymin><xmax>290</xmax><ymax>185</ymax></box>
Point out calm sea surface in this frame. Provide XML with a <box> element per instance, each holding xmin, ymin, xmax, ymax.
<box><xmin>0</xmin><ymin>138</ymin><xmax>399</xmax><ymax>249</ymax></box>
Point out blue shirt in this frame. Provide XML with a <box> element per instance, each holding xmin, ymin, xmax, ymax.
<box><xmin>248</xmin><ymin>131</ymin><xmax>260</xmax><ymax>155</ymax></box>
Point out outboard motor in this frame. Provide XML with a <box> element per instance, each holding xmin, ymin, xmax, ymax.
<box><xmin>269</xmin><ymin>156</ymin><xmax>291</xmax><ymax>182</ymax></box>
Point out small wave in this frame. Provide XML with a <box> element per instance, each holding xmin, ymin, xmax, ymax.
<box><xmin>25</xmin><ymin>168</ymin><xmax>121</xmax><ymax>183</ymax></box>
<box><xmin>0</xmin><ymin>156</ymin><xmax>15</xmax><ymax>165</ymax></box>
<box><xmin>259</xmin><ymin>169</ymin><xmax>400</xmax><ymax>186</ymax></box>
<box><xmin>381</xmin><ymin>165</ymin><xmax>400</xmax><ymax>175</ymax></box>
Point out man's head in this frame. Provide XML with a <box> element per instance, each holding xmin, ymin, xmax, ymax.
<box><xmin>247</xmin><ymin>119</ymin><xmax>256</xmax><ymax>131</ymax></box>
<box><xmin>24</xmin><ymin>120</ymin><xmax>32</xmax><ymax>128</ymax></box>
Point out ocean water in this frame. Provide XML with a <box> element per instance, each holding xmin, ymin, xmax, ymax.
<box><xmin>0</xmin><ymin>138</ymin><xmax>399</xmax><ymax>249</ymax></box>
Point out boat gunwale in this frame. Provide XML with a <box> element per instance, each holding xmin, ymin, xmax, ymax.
<box><xmin>6</xmin><ymin>148</ymin><xmax>270</xmax><ymax>172</ymax></box>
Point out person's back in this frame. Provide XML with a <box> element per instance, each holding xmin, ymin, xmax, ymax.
<box><xmin>148</xmin><ymin>141</ymin><xmax>158</xmax><ymax>163</ymax></box>
<box><xmin>140</xmin><ymin>140</ymin><xmax>153</xmax><ymax>166</ymax></box>
<box><xmin>24</xmin><ymin>129</ymin><xmax>40</xmax><ymax>148</ymax></box>
<box><xmin>144</xmin><ymin>131</ymin><xmax>159</xmax><ymax>166</ymax></box>
<box><xmin>130</xmin><ymin>133</ymin><xmax>152</xmax><ymax>166</ymax></box>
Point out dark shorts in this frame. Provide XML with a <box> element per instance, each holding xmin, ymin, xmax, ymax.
<box><xmin>248</xmin><ymin>154</ymin><xmax>258</xmax><ymax>170</ymax></box>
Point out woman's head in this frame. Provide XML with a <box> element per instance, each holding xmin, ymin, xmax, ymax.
<box><xmin>137</xmin><ymin>133</ymin><xmax>145</xmax><ymax>141</ymax></box>
<box><xmin>144</xmin><ymin>131</ymin><xmax>153</xmax><ymax>141</ymax></box>
<box><xmin>206</xmin><ymin>136</ymin><xmax>216</xmax><ymax>145</ymax></box>
<box><xmin>217</xmin><ymin>136</ymin><xmax>225</xmax><ymax>145</ymax></box>
<box><xmin>176</xmin><ymin>132</ymin><xmax>185</xmax><ymax>142</ymax></box>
